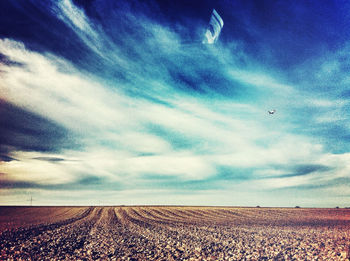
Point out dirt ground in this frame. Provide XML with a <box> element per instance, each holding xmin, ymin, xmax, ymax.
<box><xmin>0</xmin><ymin>206</ymin><xmax>350</xmax><ymax>260</ymax></box>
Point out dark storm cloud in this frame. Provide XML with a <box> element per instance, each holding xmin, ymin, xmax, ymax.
<box><xmin>0</xmin><ymin>175</ymin><xmax>121</xmax><ymax>191</ymax></box>
<box><xmin>275</xmin><ymin>164</ymin><xmax>331</xmax><ymax>179</ymax></box>
<box><xmin>0</xmin><ymin>154</ymin><xmax>17</xmax><ymax>162</ymax></box>
<box><xmin>0</xmin><ymin>53</ymin><xmax>24</xmax><ymax>67</ymax></box>
<box><xmin>33</xmin><ymin>157</ymin><xmax>66</xmax><ymax>162</ymax></box>
<box><xmin>0</xmin><ymin>100</ymin><xmax>75</xmax><ymax>158</ymax></box>
<box><xmin>274</xmin><ymin>177</ymin><xmax>350</xmax><ymax>191</ymax></box>
<box><xmin>0</xmin><ymin>180</ymin><xmax>39</xmax><ymax>189</ymax></box>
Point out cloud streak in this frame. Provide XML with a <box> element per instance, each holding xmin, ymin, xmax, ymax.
<box><xmin>1</xmin><ymin>0</ymin><xmax>350</xmax><ymax>207</ymax></box>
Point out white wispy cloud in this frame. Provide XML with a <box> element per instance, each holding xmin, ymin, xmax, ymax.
<box><xmin>1</xmin><ymin>151</ymin><xmax>76</xmax><ymax>185</ymax></box>
<box><xmin>1</xmin><ymin>36</ymin><xmax>342</xmax><ymax>190</ymax></box>
<box><xmin>55</xmin><ymin>0</ymin><xmax>105</xmax><ymax>58</ymax></box>
<box><xmin>1</xmin><ymin>0</ymin><xmax>350</xmax><ymax>206</ymax></box>
<box><xmin>229</xmin><ymin>69</ymin><xmax>293</xmax><ymax>92</ymax></box>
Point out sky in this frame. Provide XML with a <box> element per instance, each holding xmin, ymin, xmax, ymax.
<box><xmin>1</xmin><ymin>0</ymin><xmax>350</xmax><ymax>207</ymax></box>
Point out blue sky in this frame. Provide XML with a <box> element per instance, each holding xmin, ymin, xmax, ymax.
<box><xmin>1</xmin><ymin>0</ymin><xmax>350</xmax><ymax>207</ymax></box>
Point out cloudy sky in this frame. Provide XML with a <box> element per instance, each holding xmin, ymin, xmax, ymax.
<box><xmin>1</xmin><ymin>0</ymin><xmax>350</xmax><ymax>207</ymax></box>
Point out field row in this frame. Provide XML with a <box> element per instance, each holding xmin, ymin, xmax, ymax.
<box><xmin>0</xmin><ymin>206</ymin><xmax>350</xmax><ymax>260</ymax></box>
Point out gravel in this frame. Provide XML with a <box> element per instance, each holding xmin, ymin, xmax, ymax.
<box><xmin>0</xmin><ymin>206</ymin><xmax>349</xmax><ymax>260</ymax></box>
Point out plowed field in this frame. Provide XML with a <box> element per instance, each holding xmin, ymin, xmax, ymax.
<box><xmin>1</xmin><ymin>206</ymin><xmax>350</xmax><ymax>260</ymax></box>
